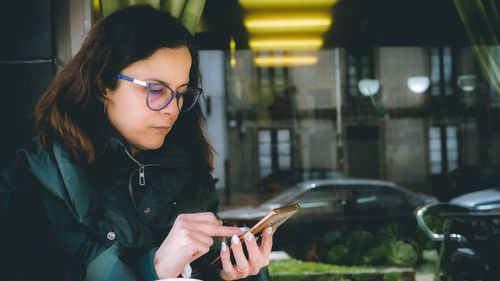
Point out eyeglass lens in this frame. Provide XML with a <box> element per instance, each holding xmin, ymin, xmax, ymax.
<box><xmin>147</xmin><ymin>84</ymin><xmax>200</xmax><ymax>112</ymax></box>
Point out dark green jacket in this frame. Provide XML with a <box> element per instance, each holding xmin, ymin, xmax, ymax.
<box><xmin>0</xmin><ymin>138</ymin><xmax>270</xmax><ymax>281</ymax></box>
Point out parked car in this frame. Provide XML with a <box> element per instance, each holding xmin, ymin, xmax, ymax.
<box><xmin>220</xmin><ymin>178</ymin><xmax>437</xmax><ymax>257</ymax></box>
<box><xmin>442</xmin><ymin>164</ymin><xmax>500</xmax><ymax>201</ymax></box>
<box><xmin>450</xmin><ymin>188</ymin><xmax>500</xmax><ymax>212</ymax></box>
<box><xmin>259</xmin><ymin>168</ymin><xmax>346</xmax><ymax>192</ymax></box>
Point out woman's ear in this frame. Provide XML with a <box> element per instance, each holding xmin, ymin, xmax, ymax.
<box><xmin>97</xmin><ymin>78</ymin><xmax>110</xmax><ymax>97</ymax></box>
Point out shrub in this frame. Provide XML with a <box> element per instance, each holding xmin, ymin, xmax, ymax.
<box><xmin>314</xmin><ymin>223</ymin><xmax>419</xmax><ymax>267</ymax></box>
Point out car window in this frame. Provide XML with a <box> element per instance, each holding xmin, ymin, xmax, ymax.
<box><xmin>326</xmin><ymin>171</ymin><xmax>345</xmax><ymax>179</ymax></box>
<box><xmin>294</xmin><ymin>186</ymin><xmax>353</xmax><ymax>217</ymax></box>
<box><xmin>475</xmin><ymin>200</ymin><xmax>500</xmax><ymax>211</ymax></box>
<box><xmin>352</xmin><ymin>186</ymin><xmax>406</xmax><ymax>213</ymax></box>
<box><xmin>302</xmin><ymin>170</ymin><xmax>324</xmax><ymax>181</ymax></box>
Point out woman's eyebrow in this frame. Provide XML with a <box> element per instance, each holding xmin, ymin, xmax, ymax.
<box><xmin>146</xmin><ymin>78</ymin><xmax>189</xmax><ymax>88</ymax></box>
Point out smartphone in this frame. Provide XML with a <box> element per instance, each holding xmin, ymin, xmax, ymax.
<box><xmin>210</xmin><ymin>203</ymin><xmax>300</xmax><ymax>268</ymax></box>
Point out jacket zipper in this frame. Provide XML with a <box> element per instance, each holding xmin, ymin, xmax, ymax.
<box><xmin>124</xmin><ymin>148</ymin><xmax>146</xmax><ymax>186</ymax></box>
<box><xmin>123</xmin><ymin>148</ymin><xmax>159</xmax><ymax>208</ymax></box>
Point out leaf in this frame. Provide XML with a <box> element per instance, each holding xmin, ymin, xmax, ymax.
<box><xmin>321</xmin><ymin>230</ymin><xmax>343</xmax><ymax>245</ymax></box>
<box><xmin>363</xmin><ymin>244</ymin><xmax>388</xmax><ymax>265</ymax></box>
<box><xmin>317</xmin><ymin>230</ymin><xmax>344</xmax><ymax>260</ymax></box>
<box><xmin>378</xmin><ymin>223</ymin><xmax>403</xmax><ymax>242</ymax></box>
<box><xmin>327</xmin><ymin>244</ymin><xmax>349</xmax><ymax>264</ymax></box>
<box><xmin>345</xmin><ymin>231</ymin><xmax>375</xmax><ymax>264</ymax></box>
<box><xmin>385</xmin><ymin>241</ymin><xmax>418</xmax><ymax>266</ymax></box>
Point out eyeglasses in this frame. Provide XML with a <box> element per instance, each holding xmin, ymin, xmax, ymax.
<box><xmin>116</xmin><ymin>74</ymin><xmax>202</xmax><ymax>112</ymax></box>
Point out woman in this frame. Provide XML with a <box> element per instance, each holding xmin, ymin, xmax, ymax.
<box><xmin>0</xmin><ymin>5</ymin><xmax>272</xmax><ymax>281</ymax></box>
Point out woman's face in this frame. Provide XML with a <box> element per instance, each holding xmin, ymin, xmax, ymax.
<box><xmin>106</xmin><ymin>46</ymin><xmax>192</xmax><ymax>155</ymax></box>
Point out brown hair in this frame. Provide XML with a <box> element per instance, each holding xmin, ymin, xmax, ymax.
<box><xmin>35</xmin><ymin>5</ymin><xmax>214</xmax><ymax>169</ymax></box>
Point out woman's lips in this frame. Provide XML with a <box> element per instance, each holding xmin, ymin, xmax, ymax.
<box><xmin>153</xmin><ymin>126</ymin><xmax>170</xmax><ymax>133</ymax></box>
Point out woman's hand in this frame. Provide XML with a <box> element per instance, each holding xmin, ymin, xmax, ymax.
<box><xmin>218</xmin><ymin>226</ymin><xmax>274</xmax><ymax>280</ymax></box>
<box><xmin>153</xmin><ymin>212</ymin><xmax>244</xmax><ymax>278</ymax></box>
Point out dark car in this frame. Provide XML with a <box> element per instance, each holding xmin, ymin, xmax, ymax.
<box><xmin>220</xmin><ymin>178</ymin><xmax>437</xmax><ymax>256</ymax></box>
<box><xmin>259</xmin><ymin>168</ymin><xmax>346</xmax><ymax>192</ymax></box>
<box><xmin>442</xmin><ymin>164</ymin><xmax>500</xmax><ymax>201</ymax></box>
<box><xmin>450</xmin><ymin>188</ymin><xmax>500</xmax><ymax>212</ymax></box>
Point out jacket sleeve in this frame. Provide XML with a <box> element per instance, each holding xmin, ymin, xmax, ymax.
<box><xmin>35</xmin><ymin>178</ymin><xmax>161</xmax><ymax>281</ymax></box>
<box><xmin>0</xmin><ymin>156</ymin><xmax>69</xmax><ymax>280</ymax></box>
<box><xmin>0</xmin><ymin>154</ymin><xmax>160</xmax><ymax>281</ymax></box>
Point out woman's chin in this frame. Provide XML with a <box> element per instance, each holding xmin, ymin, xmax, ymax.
<box><xmin>140</xmin><ymin>139</ymin><xmax>165</xmax><ymax>151</ymax></box>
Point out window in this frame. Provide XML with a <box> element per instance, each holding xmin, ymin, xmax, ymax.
<box><xmin>429</xmin><ymin>125</ymin><xmax>459</xmax><ymax>174</ymax></box>
<box><xmin>295</xmin><ymin>186</ymin><xmax>353</xmax><ymax>217</ymax></box>
<box><xmin>353</xmin><ymin>186</ymin><xmax>406</xmax><ymax>212</ymax></box>
<box><xmin>430</xmin><ymin>47</ymin><xmax>454</xmax><ymax>96</ymax></box>
<box><xmin>258</xmin><ymin>128</ymin><xmax>292</xmax><ymax>179</ymax></box>
<box><xmin>346</xmin><ymin>50</ymin><xmax>374</xmax><ymax>97</ymax></box>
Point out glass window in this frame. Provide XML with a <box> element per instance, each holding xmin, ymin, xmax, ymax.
<box><xmin>429</xmin><ymin>126</ymin><xmax>442</xmax><ymax>174</ymax></box>
<box><xmin>294</xmin><ymin>186</ymin><xmax>353</xmax><ymax>217</ymax></box>
<box><xmin>353</xmin><ymin>186</ymin><xmax>406</xmax><ymax>212</ymax></box>
<box><xmin>257</xmin><ymin>128</ymin><xmax>293</xmax><ymax>179</ymax></box>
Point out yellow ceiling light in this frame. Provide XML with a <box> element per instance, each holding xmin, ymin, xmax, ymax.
<box><xmin>249</xmin><ymin>37</ymin><xmax>323</xmax><ymax>50</ymax></box>
<box><xmin>255</xmin><ymin>56</ymin><xmax>318</xmax><ymax>67</ymax></box>
<box><xmin>230</xmin><ymin>38</ymin><xmax>236</xmax><ymax>67</ymax></box>
<box><xmin>240</xmin><ymin>0</ymin><xmax>338</xmax><ymax>8</ymax></box>
<box><xmin>245</xmin><ymin>13</ymin><xmax>332</xmax><ymax>33</ymax></box>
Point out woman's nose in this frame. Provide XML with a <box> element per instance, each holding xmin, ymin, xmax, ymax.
<box><xmin>160</xmin><ymin>98</ymin><xmax>180</xmax><ymax>115</ymax></box>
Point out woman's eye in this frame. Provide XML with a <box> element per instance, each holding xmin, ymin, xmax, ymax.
<box><xmin>150</xmin><ymin>85</ymin><xmax>165</xmax><ymax>95</ymax></box>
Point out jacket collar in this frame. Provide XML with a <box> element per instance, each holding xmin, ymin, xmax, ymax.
<box><xmin>108</xmin><ymin>135</ymin><xmax>196</xmax><ymax>168</ymax></box>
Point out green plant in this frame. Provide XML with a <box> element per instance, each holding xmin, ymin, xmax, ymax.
<box><xmin>313</xmin><ymin>223</ymin><xmax>420</xmax><ymax>267</ymax></box>
<box><xmin>317</xmin><ymin>230</ymin><xmax>344</xmax><ymax>260</ymax></box>
<box><xmin>327</xmin><ymin>244</ymin><xmax>349</xmax><ymax>264</ymax></box>
<box><xmin>384</xmin><ymin>240</ymin><xmax>418</xmax><ymax>266</ymax></box>
<box><xmin>344</xmin><ymin>231</ymin><xmax>376</xmax><ymax>265</ymax></box>
<box><xmin>378</xmin><ymin>223</ymin><xmax>404</xmax><ymax>243</ymax></box>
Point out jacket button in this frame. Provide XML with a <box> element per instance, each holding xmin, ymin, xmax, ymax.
<box><xmin>106</xmin><ymin>232</ymin><xmax>116</xmax><ymax>240</ymax></box>
<box><xmin>144</xmin><ymin>207</ymin><xmax>151</xmax><ymax>213</ymax></box>
<box><xmin>173</xmin><ymin>201</ymin><xmax>177</xmax><ymax>206</ymax></box>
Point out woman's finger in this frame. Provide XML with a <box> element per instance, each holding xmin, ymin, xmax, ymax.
<box><xmin>230</xmin><ymin>234</ymin><xmax>250</xmax><ymax>274</ymax></box>
<box><xmin>176</xmin><ymin>212</ymin><xmax>220</xmax><ymax>224</ymax></box>
<box><xmin>200</xmin><ymin>224</ymin><xmax>245</xmax><ymax>238</ymax></box>
<box><xmin>185</xmin><ymin>228</ymin><xmax>215</xmax><ymax>249</ymax></box>
<box><xmin>174</xmin><ymin>214</ymin><xmax>243</xmax><ymax>238</ymax></box>
<box><xmin>260</xmin><ymin>226</ymin><xmax>274</xmax><ymax>258</ymax></box>
<box><xmin>243</xmin><ymin>232</ymin><xmax>263</xmax><ymax>275</ymax></box>
<box><xmin>219</xmin><ymin>242</ymin><xmax>235</xmax><ymax>276</ymax></box>
<box><xmin>243</xmin><ymin>232</ymin><xmax>259</xmax><ymax>262</ymax></box>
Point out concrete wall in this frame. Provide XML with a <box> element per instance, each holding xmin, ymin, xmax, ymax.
<box><xmin>377</xmin><ymin>47</ymin><xmax>428</xmax><ymax>109</ymax></box>
<box><xmin>200</xmin><ymin>50</ymin><xmax>228</xmax><ymax>189</ymax></box>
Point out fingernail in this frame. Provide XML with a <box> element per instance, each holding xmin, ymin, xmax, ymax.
<box><xmin>240</xmin><ymin>227</ymin><xmax>250</xmax><ymax>232</ymax></box>
<box><xmin>232</xmin><ymin>235</ymin><xmax>240</xmax><ymax>245</ymax></box>
<box><xmin>245</xmin><ymin>232</ymin><xmax>253</xmax><ymax>241</ymax></box>
<box><xmin>266</xmin><ymin>226</ymin><xmax>273</xmax><ymax>234</ymax></box>
<box><xmin>221</xmin><ymin>241</ymin><xmax>227</xmax><ymax>252</ymax></box>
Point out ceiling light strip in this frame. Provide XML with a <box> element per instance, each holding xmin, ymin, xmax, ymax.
<box><xmin>240</xmin><ymin>0</ymin><xmax>338</xmax><ymax>8</ymax></box>
<box><xmin>250</xmin><ymin>38</ymin><xmax>323</xmax><ymax>50</ymax></box>
<box><xmin>255</xmin><ymin>56</ymin><xmax>319</xmax><ymax>67</ymax></box>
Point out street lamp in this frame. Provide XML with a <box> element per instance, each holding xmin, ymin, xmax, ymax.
<box><xmin>457</xmin><ymin>75</ymin><xmax>477</xmax><ymax>92</ymax></box>
<box><xmin>358</xmin><ymin>79</ymin><xmax>380</xmax><ymax>96</ymax></box>
<box><xmin>407</xmin><ymin>76</ymin><xmax>430</xmax><ymax>94</ymax></box>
